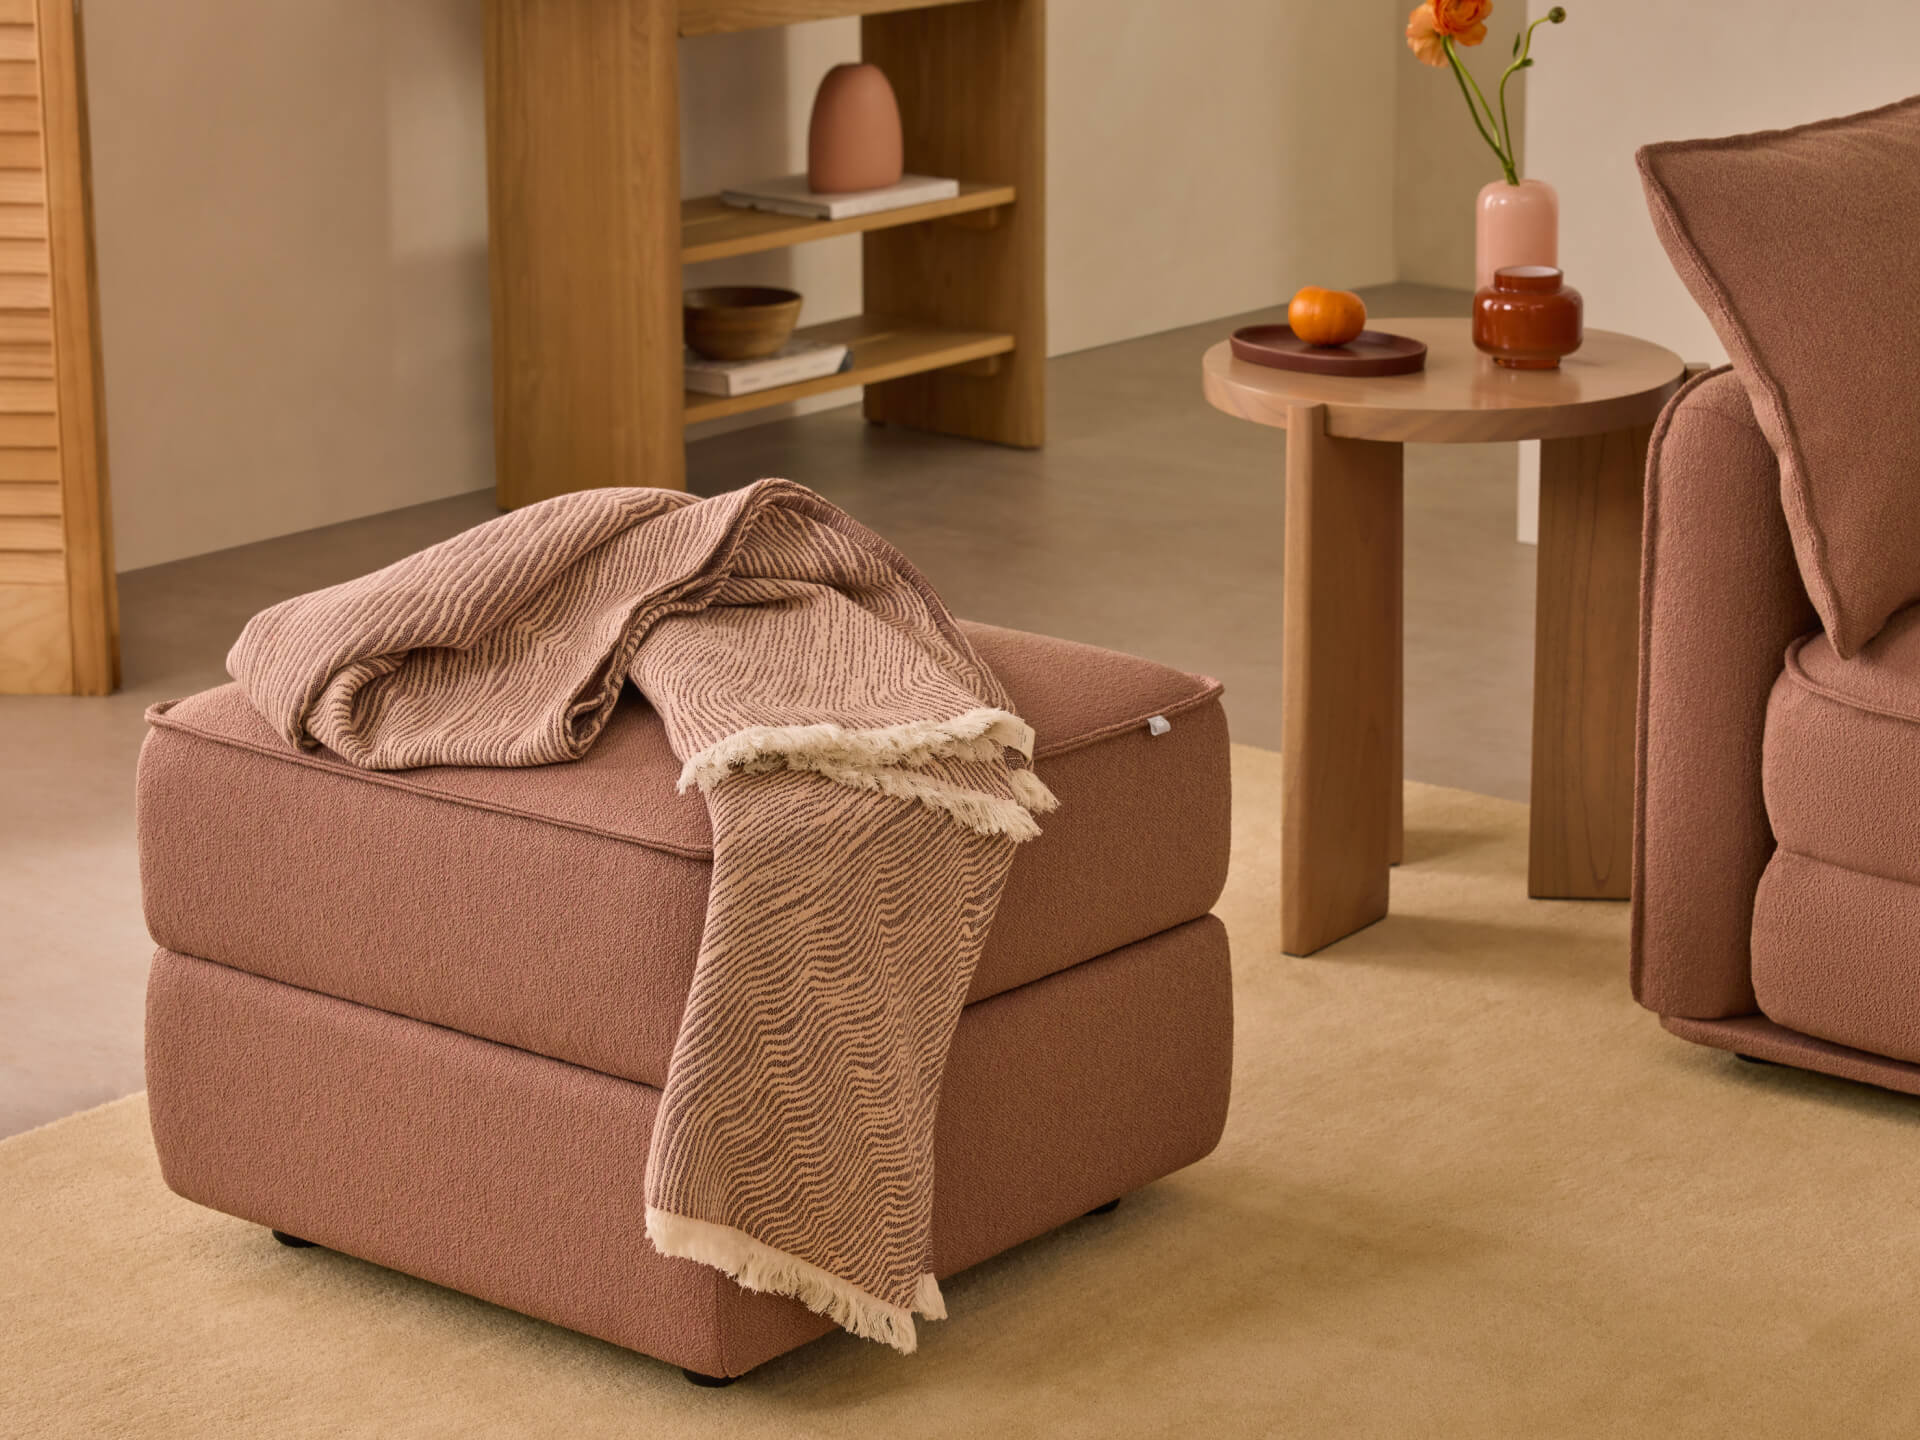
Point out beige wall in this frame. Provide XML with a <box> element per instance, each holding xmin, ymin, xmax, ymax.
<box><xmin>88</xmin><ymin>1</ymin><xmax>494</xmax><ymax>574</ymax></box>
<box><xmin>1393</xmin><ymin>22</ymin><xmax>1519</xmax><ymax>290</ymax></box>
<box><xmin>1524</xmin><ymin>0</ymin><xmax>1920</xmax><ymax>363</ymax></box>
<box><xmin>1047</xmin><ymin>0</ymin><xmax>1398</xmax><ymax>355</ymax></box>
<box><xmin>89</xmin><ymin>2</ymin><xmax>1412</xmax><ymax>571</ymax></box>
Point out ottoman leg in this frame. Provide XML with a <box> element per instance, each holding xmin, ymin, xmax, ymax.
<box><xmin>683</xmin><ymin>1369</ymin><xmax>737</xmax><ymax>1388</ymax></box>
<box><xmin>271</xmin><ymin>1230</ymin><xmax>318</xmax><ymax>1249</ymax></box>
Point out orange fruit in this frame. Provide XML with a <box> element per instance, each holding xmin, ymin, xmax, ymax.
<box><xmin>1288</xmin><ymin>286</ymin><xmax>1367</xmax><ymax>347</ymax></box>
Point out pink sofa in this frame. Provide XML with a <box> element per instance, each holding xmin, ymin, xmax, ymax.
<box><xmin>1635</xmin><ymin>96</ymin><xmax>1920</xmax><ymax>1091</ymax></box>
<box><xmin>139</xmin><ymin>623</ymin><xmax>1234</xmax><ymax>1381</ymax></box>
<box><xmin>1636</xmin><ymin>370</ymin><xmax>1920</xmax><ymax>1089</ymax></box>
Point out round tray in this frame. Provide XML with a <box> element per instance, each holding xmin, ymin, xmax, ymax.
<box><xmin>1230</xmin><ymin>324</ymin><xmax>1428</xmax><ymax>377</ymax></box>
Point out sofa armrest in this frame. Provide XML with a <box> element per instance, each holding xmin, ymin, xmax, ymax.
<box><xmin>1633</xmin><ymin>368</ymin><xmax>1818</xmax><ymax>1018</ymax></box>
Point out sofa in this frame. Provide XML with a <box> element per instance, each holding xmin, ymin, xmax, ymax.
<box><xmin>138</xmin><ymin>621</ymin><xmax>1234</xmax><ymax>1381</ymax></box>
<box><xmin>1635</xmin><ymin>95</ymin><xmax>1920</xmax><ymax>1091</ymax></box>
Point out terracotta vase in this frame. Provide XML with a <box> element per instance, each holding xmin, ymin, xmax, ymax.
<box><xmin>1475</xmin><ymin>177</ymin><xmax>1558</xmax><ymax>292</ymax></box>
<box><xmin>1473</xmin><ymin>265</ymin><xmax>1583</xmax><ymax>370</ymax></box>
<box><xmin>807</xmin><ymin>63</ymin><xmax>904</xmax><ymax>195</ymax></box>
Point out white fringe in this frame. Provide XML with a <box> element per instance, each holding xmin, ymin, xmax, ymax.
<box><xmin>677</xmin><ymin>708</ymin><xmax>1058</xmax><ymax>841</ymax></box>
<box><xmin>646</xmin><ymin>1207</ymin><xmax>943</xmax><ymax>1355</ymax></box>
<box><xmin>1008</xmin><ymin>766</ymin><xmax>1059</xmax><ymax>815</ymax></box>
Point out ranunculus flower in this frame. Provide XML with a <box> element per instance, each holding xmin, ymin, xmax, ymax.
<box><xmin>1431</xmin><ymin>0</ymin><xmax>1492</xmax><ymax>44</ymax></box>
<box><xmin>1405</xmin><ymin>3</ymin><xmax>1447</xmax><ymax>66</ymax></box>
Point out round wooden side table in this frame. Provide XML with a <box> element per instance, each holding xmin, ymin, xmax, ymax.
<box><xmin>1202</xmin><ymin>317</ymin><xmax>1686</xmax><ymax>956</ymax></box>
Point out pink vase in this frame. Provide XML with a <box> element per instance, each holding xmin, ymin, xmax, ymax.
<box><xmin>807</xmin><ymin>63</ymin><xmax>904</xmax><ymax>195</ymax></box>
<box><xmin>1475</xmin><ymin>178</ymin><xmax>1558</xmax><ymax>293</ymax></box>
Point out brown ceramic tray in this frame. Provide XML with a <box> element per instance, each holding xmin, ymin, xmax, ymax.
<box><xmin>1230</xmin><ymin>324</ymin><xmax>1428</xmax><ymax>377</ymax></box>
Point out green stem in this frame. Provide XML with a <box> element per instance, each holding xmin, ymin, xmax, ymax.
<box><xmin>1444</xmin><ymin>37</ymin><xmax>1516</xmax><ymax>183</ymax></box>
<box><xmin>1495</xmin><ymin>15</ymin><xmax>1557</xmax><ymax>181</ymax></box>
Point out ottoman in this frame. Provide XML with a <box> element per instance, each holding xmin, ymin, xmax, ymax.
<box><xmin>138</xmin><ymin>621</ymin><xmax>1234</xmax><ymax>1380</ymax></box>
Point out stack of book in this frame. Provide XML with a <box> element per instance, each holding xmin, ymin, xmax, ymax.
<box><xmin>718</xmin><ymin>174</ymin><xmax>962</xmax><ymax>222</ymax></box>
<box><xmin>685</xmin><ymin>340</ymin><xmax>853</xmax><ymax>399</ymax></box>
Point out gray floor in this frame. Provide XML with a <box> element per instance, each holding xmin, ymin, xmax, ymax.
<box><xmin>0</xmin><ymin>283</ymin><xmax>1536</xmax><ymax>1139</ymax></box>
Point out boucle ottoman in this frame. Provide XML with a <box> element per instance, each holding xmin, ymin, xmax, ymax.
<box><xmin>138</xmin><ymin>621</ymin><xmax>1233</xmax><ymax>1381</ymax></box>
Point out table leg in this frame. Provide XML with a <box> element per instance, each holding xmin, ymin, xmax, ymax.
<box><xmin>1390</xmin><ymin>478</ymin><xmax>1405</xmax><ymax>869</ymax></box>
<box><xmin>1281</xmin><ymin>405</ymin><xmax>1403</xmax><ymax>956</ymax></box>
<box><xmin>1528</xmin><ymin>424</ymin><xmax>1653</xmax><ymax>900</ymax></box>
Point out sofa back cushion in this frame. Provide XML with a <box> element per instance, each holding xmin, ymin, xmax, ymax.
<box><xmin>1638</xmin><ymin>94</ymin><xmax>1920</xmax><ymax>658</ymax></box>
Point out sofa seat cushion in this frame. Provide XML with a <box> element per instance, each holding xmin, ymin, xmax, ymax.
<box><xmin>1755</xmin><ymin>607</ymin><xmax>1920</xmax><ymax>1058</ymax></box>
<box><xmin>138</xmin><ymin>622</ymin><xmax>1230</xmax><ymax>1090</ymax></box>
<box><xmin>1764</xmin><ymin>608</ymin><xmax>1920</xmax><ymax>887</ymax></box>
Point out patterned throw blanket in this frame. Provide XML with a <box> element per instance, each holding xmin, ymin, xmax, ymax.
<box><xmin>227</xmin><ymin>479</ymin><xmax>1056</xmax><ymax>1352</ymax></box>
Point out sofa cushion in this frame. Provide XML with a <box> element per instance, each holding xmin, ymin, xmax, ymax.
<box><xmin>1757</xmin><ymin>608</ymin><xmax>1920</xmax><ymax>1058</ymax></box>
<box><xmin>1764</xmin><ymin>607</ymin><xmax>1920</xmax><ymax>887</ymax></box>
<box><xmin>138</xmin><ymin>622</ymin><xmax>1230</xmax><ymax>1090</ymax></box>
<box><xmin>1638</xmin><ymin>95</ymin><xmax>1920</xmax><ymax>658</ymax></box>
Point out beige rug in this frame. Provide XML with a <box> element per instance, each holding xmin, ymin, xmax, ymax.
<box><xmin>7</xmin><ymin>745</ymin><xmax>1920</xmax><ymax>1438</ymax></box>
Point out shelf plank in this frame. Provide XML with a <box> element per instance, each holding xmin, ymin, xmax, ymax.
<box><xmin>679</xmin><ymin>0</ymin><xmax>982</xmax><ymax>38</ymax></box>
<box><xmin>682</xmin><ymin>183</ymin><xmax>1013</xmax><ymax>265</ymax></box>
<box><xmin>684</xmin><ymin>314</ymin><xmax>1012</xmax><ymax>424</ymax></box>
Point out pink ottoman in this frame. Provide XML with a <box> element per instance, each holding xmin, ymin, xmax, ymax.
<box><xmin>138</xmin><ymin>622</ymin><xmax>1233</xmax><ymax>1380</ymax></box>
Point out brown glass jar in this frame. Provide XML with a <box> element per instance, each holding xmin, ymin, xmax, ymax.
<box><xmin>1472</xmin><ymin>265</ymin><xmax>1583</xmax><ymax>370</ymax></box>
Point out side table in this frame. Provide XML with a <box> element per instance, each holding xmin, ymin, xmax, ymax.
<box><xmin>1202</xmin><ymin>317</ymin><xmax>1685</xmax><ymax>955</ymax></box>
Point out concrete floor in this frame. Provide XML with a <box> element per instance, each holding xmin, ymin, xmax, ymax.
<box><xmin>0</xmin><ymin>283</ymin><xmax>1538</xmax><ymax>1139</ymax></box>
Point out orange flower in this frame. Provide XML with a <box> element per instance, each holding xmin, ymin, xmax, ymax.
<box><xmin>1405</xmin><ymin>4</ymin><xmax>1447</xmax><ymax>66</ymax></box>
<box><xmin>1431</xmin><ymin>0</ymin><xmax>1491</xmax><ymax>44</ymax></box>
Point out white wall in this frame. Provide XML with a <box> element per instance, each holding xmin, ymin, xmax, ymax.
<box><xmin>86</xmin><ymin>1</ymin><xmax>1402</xmax><ymax>571</ymax></box>
<box><xmin>1524</xmin><ymin>0</ymin><xmax>1920</xmax><ymax>365</ymax></box>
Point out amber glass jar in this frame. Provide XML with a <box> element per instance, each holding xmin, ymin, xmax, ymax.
<box><xmin>1472</xmin><ymin>265</ymin><xmax>1583</xmax><ymax>370</ymax></box>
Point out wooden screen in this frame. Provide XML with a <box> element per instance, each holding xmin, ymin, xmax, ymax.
<box><xmin>0</xmin><ymin>0</ymin><xmax>114</xmax><ymax>694</ymax></box>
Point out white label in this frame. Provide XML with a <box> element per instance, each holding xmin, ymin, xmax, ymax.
<box><xmin>1147</xmin><ymin>715</ymin><xmax>1171</xmax><ymax>737</ymax></box>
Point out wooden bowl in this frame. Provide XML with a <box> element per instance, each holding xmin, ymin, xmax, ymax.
<box><xmin>683</xmin><ymin>286</ymin><xmax>803</xmax><ymax>362</ymax></box>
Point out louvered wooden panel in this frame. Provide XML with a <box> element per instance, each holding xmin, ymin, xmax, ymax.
<box><xmin>0</xmin><ymin>0</ymin><xmax>115</xmax><ymax>693</ymax></box>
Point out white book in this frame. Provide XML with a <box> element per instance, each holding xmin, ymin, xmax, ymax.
<box><xmin>719</xmin><ymin>174</ymin><xmax>962</xmax><ymax>222</ymax></box>
<box><xmin>685</xmin><ymin>340</ymin><xmax>852</xmax><ymax>398</ymax></box>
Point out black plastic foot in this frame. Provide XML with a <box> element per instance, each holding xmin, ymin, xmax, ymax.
<box><xmin>1085</xmin><ymin>1198</ymin><xmax>1121</xmax><ymax>1217</ymax></box>
<box><xmin>271</xmin><ymin>1230</ymin><xmax>318</xmax><ymax>1248</ymax></box>
<box><xmin>1735</xmin><ymin>1053</ymin><xmax>1777</xmax><ymax>1068</ymax></box>
<box><xmin>683</xmin><ymin>1369</ymin><xmax>736</xmax><ymax>1388</ymax></box>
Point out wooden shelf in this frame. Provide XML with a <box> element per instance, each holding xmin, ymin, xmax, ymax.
<box><xmin>681</xmin><ymin>183</ymin><xmax>1014</xmax><ymax>264</ymax></box>
<box><xmin>487</xmin><ymin>0</ymin><xmax>1043</xmax><ymax>504</ymax></box>
<box><xmin>684</xmin><ymin>313</ymin><xmax>1013</xmax><ymax>423</ymax></box>
<box><xmin>678</xmin><ymin>0</ymin><xmax>983</xmax><ymax>38</ymax></box>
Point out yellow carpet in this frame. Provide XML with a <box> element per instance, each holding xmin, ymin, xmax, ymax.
<box><xmin>7</xmin><ymin>745</ymin><xmax>1920</xmax><ymax>1438</ymax></box>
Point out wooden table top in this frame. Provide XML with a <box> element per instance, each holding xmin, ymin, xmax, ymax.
<box><xmin>1202</xmin><ymin>317</ymin><xmax>1686</xmax><ymax>444</ymax></box>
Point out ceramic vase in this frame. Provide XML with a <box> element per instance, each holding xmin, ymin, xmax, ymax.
<box><xmin>1472</xmin><ymin>265</ymin><xmax>1583</xmax><ymax>370</ymax></box>
<box><xmin>1475</xmin><ymin>178</ymin><xmax>1558</xmax><ymax>293</ymax></box>
<box><xmin>807</xmin><ymin>63</ymin><xmax>904</xmax><ymax>195</ymax></box>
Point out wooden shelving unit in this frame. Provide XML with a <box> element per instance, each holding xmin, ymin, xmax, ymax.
<box><xmin>483</xmin><ymin>0</ymin><xmax>1045</xmax><ymax>508</ymax></box>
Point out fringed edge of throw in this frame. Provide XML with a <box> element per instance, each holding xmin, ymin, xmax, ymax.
<box><xmin>645</xmin><ymin>1207</ymin><xmax>942</xmax><ymax>1355</ymax></box>
<box><xmin>677</xmin><ymin>707</ymin><xmax>1059</xmax><ymax>841</ymax></box>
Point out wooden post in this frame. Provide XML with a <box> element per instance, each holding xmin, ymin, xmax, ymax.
<box><xmin>860</xmin><ymin>0</ymin><xmax>1045</xmax><ymax>448</ymax></box>
<box><xmin>483</xmin><ymin>0</ymin><xmax>684</xmax><ymax>509</ymax></box>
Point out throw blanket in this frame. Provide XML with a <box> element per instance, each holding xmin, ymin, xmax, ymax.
<box><xmin>227</xmin><ymin>479</ymin><xmax>1056</xmax><ymax>1353</ymax></box>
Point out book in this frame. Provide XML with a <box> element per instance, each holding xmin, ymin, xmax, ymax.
<box><xmin>685</xmin><ymin>340</ymin><xmax>853</xmax><ymax>398</ymax></box>
<box><xmin>719</xmin><ymin>174</ymin><xmax>962</xmax><ymax>222</ymax></box>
